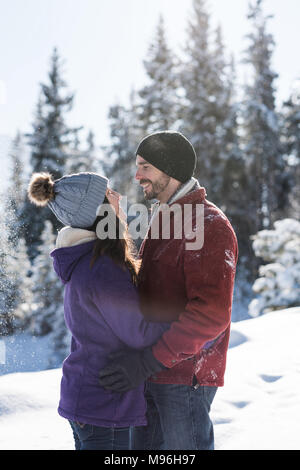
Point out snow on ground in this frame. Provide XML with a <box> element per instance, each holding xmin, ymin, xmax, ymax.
<box><xmin>0</xmin><ymin>307</ymin><xmax>299</xmax><ymax>450</ymax></box>
<box><xmin>0</xmin><ymin>368</ymin><xmax>72</xmax><ymax>450</ymax></box>
<box><xmin>214</xmin><ymin>307</ymin><xmax>300</xmax><ymax>450</ymax></box>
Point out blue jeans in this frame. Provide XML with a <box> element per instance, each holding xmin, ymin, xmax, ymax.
<box><xmin>132</xmin><ymin>382</ymin><xmax>217</xmax><ymax>450</ymax></box>
<box><xmin>69</xmin><ymin>421</ymin><xmax>132</xmax><ymax>450</ymax></box>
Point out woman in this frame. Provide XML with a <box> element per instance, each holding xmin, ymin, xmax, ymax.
<box><xmin>28</xmin><ymin>171</ymin><xmax>169</xmax><ymax>451</ymax></box>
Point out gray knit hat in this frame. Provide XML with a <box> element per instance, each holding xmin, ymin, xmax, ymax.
<box><xmin>28</xmin><ymin>172</ymin><xmax>108</xmax><ymax>228</ymax></box>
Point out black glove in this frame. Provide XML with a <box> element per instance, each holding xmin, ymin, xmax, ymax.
<box><xmin>98</xmin><ymin>347</ymin><xmax>165</xmax><ymax>392</ymax></box>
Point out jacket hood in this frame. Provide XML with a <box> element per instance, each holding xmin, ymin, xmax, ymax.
<box><xmin>50</xmin><ymin>240</ymin><xmax>95</xmax><ymax>284</ymax></box>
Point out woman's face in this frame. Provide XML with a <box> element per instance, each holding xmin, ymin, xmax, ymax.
<box><xmin>106</xmin><ymin>187</ymin><xmax>122</xmax><ymax>215</ymax></box>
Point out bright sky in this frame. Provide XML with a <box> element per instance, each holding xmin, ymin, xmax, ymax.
<box><xmin>0</xmin><ymin>0</ymin><xmax>300</xmax><ymax>148</ymax></box>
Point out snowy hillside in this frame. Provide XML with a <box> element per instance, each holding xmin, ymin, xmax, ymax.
<box><xmin>0</xmin><ymin>307</ymin><xmax>299</xmax><ymax>450</ymax></box>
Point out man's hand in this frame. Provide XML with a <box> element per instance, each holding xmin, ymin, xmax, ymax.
<box><xmin>99</xmin><ymin>347</ymin><xmax>165</xmax><ymax>393</ymax></box>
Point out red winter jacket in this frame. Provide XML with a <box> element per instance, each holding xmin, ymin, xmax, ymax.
<box><xmin>138</xmin><ymin>187</ymin><xmax>238</xmax><ymax>387</ymax></box>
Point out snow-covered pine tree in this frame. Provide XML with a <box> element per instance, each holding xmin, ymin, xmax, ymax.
<box><xmin>0</xmin><ymin>201</ymin><xmax>15</xmax><ymax>336</ymax></box>
<box><xmin>0</xmin><ymin>135</ymin><xmax>35</xmax><ymax>333</ymax></box>
<box><xmin>104</xmin><ymin>91</ymin><xmax>143</xmax><ymax>204</ymax></box>
<box><xmin>179</xmin><ymin>0</ymin><xmax>239</xmax><ymax>206</ymax></box>
<box><xmin>206</xmin><ymin>26</ymin><xmax>238</xmax><ymax>204</ymax></box>
<box><xmin>106</xmin><ymin>16</ymin><xmax>179</xmax><ymax>206</ymax></box>
<box><xmin>86</xmin><ymin>130</ymin><xmax>107</xmax><ymax>175</ymax></box>
<box><xmin>179</xmin><ymin>0</ymin><xmax>213</xmax><ymax>184</ymax></box>
<box><xmin>282</xmin><ymin>82</ymin><xmax>300</xmax><ymax>219</ymax></box>
<box><xmin>219</xmin><ymin>56</ymin><xmax>254</xmax><ymax>263</ymax></box>
<box><xmin>30</xmin><ymin>220</ymin><xmax>64</xmax><ymax>337</ymax></box>
<box><xmin>66</xmin><ymin>129</ymin><xmax>100</xmax><ymax>174</ymax></box>
<box><xmin>137</xmin><ymin>14</ymin><xmax>179</xmax><ymax>133</ymax></box>
<box><xmin>86</xmin><ymin>130</ymin><xmax>100</xmax><ymax>173</ymax></box>
<box><xmin>28</xmin><ymin>48</ymin><xmax>78</xmax><ymax>178</ymax></box>
<box><xmin>249</xmin><ymin>218</ymin><xmax>300</xmax><ymax>316</ymax></box>
<box><xmin>5</xmin><ymin>132</ymin><xmax>26</xmax><ymax>246</ymax></box>
<box><xmin>5</xmin><ymin>237</ymin><xmax>34</xmax><ymax>333</ymax></box>
<box><xmin>241</xmin><ymin>0</ymin><xmax>286</xmax><ymax>231</ymax></box>
<box><xmin>30</xmin><ymin>220</ymin><xmax>70</xmax><ymax>364</ymax></box>
<box><xmin>0</xmin><ymin>186</ymin><xmax>33</xmax><ymax>335</ymax></box>
<box><xmin>65</xmin><ymin>127</ymin><xmax>85</xmax><ymax>174</ymax></box>
<box><xmin>20</xmin><ymin>48</ymin><xmax>80</xmax><ymax>260</ymax></box>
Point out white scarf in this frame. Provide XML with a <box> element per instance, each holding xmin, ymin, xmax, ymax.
<box><xmin>56</xmin><ymin>226</ymin><xmax>97</xmax><ymax>249</ymax></box>
<box><xmin>149</xmin><ymin>177</ymin><xmax>200</xmax><ymax>225</ymax></box>
<box><xmin>167</xmin><ymin>177</ymin><xmax>200</xmax><ymax>205</ymax></box>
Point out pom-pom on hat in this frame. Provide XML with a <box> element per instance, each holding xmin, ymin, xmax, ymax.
<box><xmin>27</xmin><ymin>172</ymin><xmax>55</xmax><ymax>206</ymax></box>
<box><xmin>135</xmin><ymin>130</ymin><xmax>197</xmax><ymax>183</ymax></box>
<box><xmin>28</xmin><ymin>171</ymin><xmax>108</xmax><ymax>228</ymax></box>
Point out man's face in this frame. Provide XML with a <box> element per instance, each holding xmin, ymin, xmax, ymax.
<box><xmin>135</xmin><ymin>155</ymin><xmax>170</xmax><ymax>200</ymax></box>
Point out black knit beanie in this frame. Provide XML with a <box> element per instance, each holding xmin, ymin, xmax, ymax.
<box><xmin>135</xmin><ymin>131</ymin><xmax>197</xmax><ymax>183</ymax></box>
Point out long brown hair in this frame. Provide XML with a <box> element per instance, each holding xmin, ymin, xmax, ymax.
<box><xmin>87</xmin><ymin>197</ymin><xmax>141</xmax><ymax>286</ymax></box>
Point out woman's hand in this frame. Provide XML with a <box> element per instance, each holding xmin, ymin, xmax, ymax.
<box><xmin>106</xmin><ymin>188</ymin><xmax>126</xmax><ymax>222</ymax></box>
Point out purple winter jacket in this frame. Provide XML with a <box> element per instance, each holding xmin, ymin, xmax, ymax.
<box><xmin>50</xmin><ymin>240</ymin><xmax>169</xmax><ymax>428</ymax></box>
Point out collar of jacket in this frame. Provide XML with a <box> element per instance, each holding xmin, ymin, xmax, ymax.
<box><xmin>56</xmin><ymin>226</ymin><xmax>97</xmax><ymax>249</ymax></box>
<box><xmin>149</xmin><ymin>177</ymin><xmax>205</xmax><ymax>224</ymax></box>
<box><xmin>167</xmin><ymin>177</ymin><xmax>201</xmax><ymax>205</ymax></box>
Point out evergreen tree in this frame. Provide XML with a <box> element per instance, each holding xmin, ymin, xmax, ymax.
<box><xmin>179</xmin><ymin>0</ymin><xmax>213</xmax><ymax>185</ymax></box>
<box><xmin>65</xmin><ymin>127</ymin><xmax>84</xmax><ymax>174</ymax></box>
<box><xmin>212</xmin><ymin>32</ymin><xmax>249</xmax><ymax>203</ymax></box>
<box><xmin>5</xmin><ymin>237</ymin><xmax>34</xmax><ymax>332</ymax></box>
<box><xmin>207</xmin><ymin>26</ymin><xmax>234</xmax><ymax>201</ymax></box>
<box><xmin>0</xmin><ymin>135</ymin><xmax>35</xmax><ymax>333</ymax></box>
<box><xmin>86</xmin><ymin>130</ymin><xmax>106</xmax><ymax>174</ymax></box>
<box><xmin>219</xmin><ymin>57</ymin><xmax>253</xmax><ymax>262</ymax></box>
<box><xmin>66</xmin><ymin>129</ymin><xmax>99</xmax><ymax>174</ymax></box>
<box><xmin>28</xmin><ymin>48</ymin><xmax>78</xmax><ymax>177</ymax></box>
<box><xmin>0</xmin><ymin>195</ymin><xmax>33</xmax><ymax>335</ymax></box>
<box><xmin>86</xmin><ymin>130</ymin><xmax>98</xmax><ymax>172</ymax></box>
<box><xmin>105</xmin><ymin>15</ymin><xmax>181</xmax><ymax>207</ymax></box>
<box><xmin>282</xmin><ymin>82</ymin><xmax>300</xmax><ymax>219</ymax></box>
<box><xmin>104</xmin><ymin>91</ymin><xmax>143</xmax><ymax>203</ymax></box>
<box><xmin>241</xmin><ymin>0</ymin><xmax>286</xmax><ymax>231</ymax></box>
<box><xmin>138</xmin><ymin>15</ymin><xmax>179</xmax><ymax>133</ymax></box>
<box><xmin>0</xmin><ymin>202</ymin><xmax>15</xmax><ymax>335</ymax></box>
<box><xmin>20</xmin><ymin>48</ymin><xmax>80</xmax><ymax>260</ymax></box>
<box><xmin>5</xmin><ymin>131</ymin><xmax>26</xmax><ymax>246</ymax></box>
<box><xmin>179</xmin><ymin>0</ymin><xmax>239</xmax><ymax>206</ymax></box>
<box><xmin>249</xmin><ymin>218</ymin><xmax>300</xmax><ymax>316</ymax></box>
<box><xmin>30</xmin><ymin>220</ymin><xmax>64</xmax><ymax>337</ymax></box>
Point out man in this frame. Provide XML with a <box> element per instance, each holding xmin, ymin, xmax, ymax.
<box><xmin>99</xmin><ymin>131</ymin><xmax>238</xmax><ymax>450</ymax></box>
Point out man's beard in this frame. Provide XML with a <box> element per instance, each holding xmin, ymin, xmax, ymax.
<box><xmin>141</xmin><ymin>174</ymin><xmax>170</xmax><ymax>200</ymax></box>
